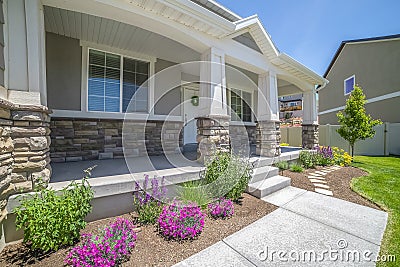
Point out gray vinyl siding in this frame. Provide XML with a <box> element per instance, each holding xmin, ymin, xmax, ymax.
<box><xmin>46</xmin><ymin>32</ymin><xmax>82</xmax><ymax>110</ymax></box>
<box><xmin>0</xmin><ymin>0</ymin><xmax>5</xmax><ymax>87</ymax></box>
<box><xmin>319</xmin><ymin>39</ymin><xmax>400</xmax><ymax>123</ymax></box>
<box><xmin>154</xmin><ymin>59</ymin><xmax>182</xmax><ymax>116</ymax></box>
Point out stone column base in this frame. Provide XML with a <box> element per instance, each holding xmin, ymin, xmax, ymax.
<box><xmin>302</xmin><ymin>124</ymin><xmax>319</xmax><ymax>149</ymax></box>
<box><xmin>256</xmin><ymin>121</ymin><xmax>281</xmax><ymax>157</ymax></box>
<box><xmin>196</xmin><ymin>115</ymin><xmax>230</xmax><ymax>163</ymax></box>
<box><xmin>0</xmin><ymin>99</ymin><xmax>51</xmax><ymax>222</ymax></box>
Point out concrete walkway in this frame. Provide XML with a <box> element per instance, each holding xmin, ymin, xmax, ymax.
<box><xmin>174</xmin><ymin>187</ymin><xmax>388</xmax><ymax>267</ymax></box>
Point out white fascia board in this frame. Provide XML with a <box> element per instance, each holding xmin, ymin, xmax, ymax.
<box><xmin>276</xmin><ymin>53</ymin><xmax>328</xmax><ymax>86</ymax></box>
<box><xmin>230</xmin><ymin>15</ymin><xmax>280</xmax><ymax>57</ymax></box>
<box><xmin>159</xmin><ymin>0</ymin><xmax>235</xmax><ymax>32</ymax></box>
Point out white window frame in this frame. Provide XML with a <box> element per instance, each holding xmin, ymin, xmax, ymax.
<box><xmin>80</xmin><ymin>41</ymin><xmax>156</xmax><ymax>118</ymax></box>
<box><xmin>344</xmin><ymin>75</ymin><xmax>355</xmax><ymax>96</ymax></box>
<box><xmin>227</xmin><ymin>87</ymin><xmax>254</xmax><ymax>124</ymax></box>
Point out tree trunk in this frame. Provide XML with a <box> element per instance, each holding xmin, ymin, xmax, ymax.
<box><xmin>351</xmin><ymin>144</ymin><xmax>354</xmax><ymax>158</ymax></box>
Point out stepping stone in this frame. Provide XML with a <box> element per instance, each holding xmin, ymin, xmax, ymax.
<box><xmin>314</xmin><ymin>183</ymin><xmax>330</xmax><ymax>189</ymax></box>
<box><xmin>315</xmin><ymin>188</ymin><xmax>333</xmax><ymax>196</ymax></box>
<box><xmin>309</xmin><ymin>173</ymin><xmax>321</xmax><ymax>177</ymax></box>
<box><xmin>315</xmin><ymin>171</ymin><xmax>327</xmax><ymax>175</ymax></box>
<box><xmin>310</xmin><ymin>179</ymin><xmax>327</xmax><ymax>184</ymax></box>
<box><xmin>308</xmin><ymin>176</ymin><xmax>325</xmax><ymax>180</ymax></box>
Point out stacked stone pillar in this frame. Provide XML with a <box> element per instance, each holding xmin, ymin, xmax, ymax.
<box><xmin>302</xmin><ymin>124</ymin><xmax>319</xmax><ymax>149</ymax></box>
<box><xmin>196</xmin><ymin>115</ymin><xmax>230</xmax><ymax>163</ymax></box>
<box><xmin>256</xmin><ymin>121</ymin><xmax>281</xmax><ymax>157</ymax></box>
<box><xmin>0</xmin><ymin>99</ymin><xmax>51</xmax><ymax>221</ymax></box>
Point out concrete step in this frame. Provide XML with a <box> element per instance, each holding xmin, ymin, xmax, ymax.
<box><xmin>249</xmin><ymin>166</ymin><xmax>279</xmax><ymax>183</ymax></box>
<box><xmin>247</xmin><ymin>175</ymin><xmax>291</xmax><ymax>199</ymax></box>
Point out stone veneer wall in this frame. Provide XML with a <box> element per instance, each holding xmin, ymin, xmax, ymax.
<box><xmin>0</xmin><ymin>99</ymin><xmax>51</xmax><ymax>221</ymax></box>
<box><xmin>229</xmin><ymin>125</ymin><xmax>256</xmax><ymax>154</ymax></box>
<box><xmin>256</xmin><ymin>121</ymin><xmax>281</xmax><ymax>157</ymax></box>
<box><xmin>50</xmin><ymin>118</ymin><xmax>183</xmax><ymax>162</ymax></box>
<box><xmin>302</xmin><ymin>124</ymin><xmax>319</xmax><ymax>149</ymax></box>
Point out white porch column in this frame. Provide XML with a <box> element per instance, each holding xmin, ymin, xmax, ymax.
<box><xmin>256</xmin><ymin>71</ymin><xmax>281</xmax><ymax>157</ymax></box>
<box><xmin>6</xmin><ymin>0</ymin><xmax>47</xmax><ymax>106</ymax></box>
<box><xmin>196</xmin><ymin>47</ymin><xmax>230</xmax><ymax>161</ymax></box>
<box><xmin>198</xmin><ymin>47</ymin><xmax>228</xmax><ymax>116</ymax></box>
<box><xmin>302</xmin><ymin>89</ymin><xmax>319</xmax><ymax>149</ymax></box>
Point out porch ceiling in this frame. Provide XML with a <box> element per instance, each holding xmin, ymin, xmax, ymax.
<box><xmin>43</xmin><ymin>6</ymin><xmax>200</xmax><ymax>63</ymax></box>
<box><xmin>278</xmin><ymin>79</ymin><xmax>303</xmax><ymax>96</ymax></box>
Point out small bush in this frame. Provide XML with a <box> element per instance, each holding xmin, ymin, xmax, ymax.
<box><xmin>290</xmin><ymin>163</ymin><xmax>304</xmax><ymax>173</ymax></box>
<box><xmin>204</xmin><ymin>152</ymin><xmax>253</xmax><ymax>201</ymax></box>
<box><xmin>299</xmin><ymin>150</ymin><xmax>316</xmax><ymax>169</ymax></box>
<box><xmin>332</xmin><ymin>147</ymin><xmax>352</xmax><ymax>166</ymax></box>
<box><xmin>14</xmin><ymin>168</ymin><xmax>94</xmax><ymax>252</ymax></box>
<box><xmin>208</xmin><ymin>197</ymin><xmax>234</xmax><ymax>219</ymax></box>
<box><xmin>65</xmin><ymin>217</ymin><xmax>137</xmax><ymax>267</ymax></box>
<box><xmin>315</xmin><ymin>146</ymin><xmax>334</xmax><ymax>166</ymax></box>
<box><xmin>275</xmin><ymin>161</ymin><xmax>289</xmax><ymax>175</ymax></box>
<box><xmin>178</xmin><ymin>180</ymin><xmax>211</xmax><ymax>208</ymax></box>
<box><xmin>133</xmin><ymin>175</ymin><xmax>166</xmax><ymax>225</ymax></box>
<box><xmin>158</xmin><ymin>202</ymin><xmax>205</xmax><ymax>240</ymax></box>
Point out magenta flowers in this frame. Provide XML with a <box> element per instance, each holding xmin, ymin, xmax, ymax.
<box><xmin>65</xmin><ymin>218</ymin><xmax>137</xmax><ymax>267</ymax></box>
<box><xmin>208</xmin><ymin>197</ymin><xmax>234</xmax><ymax>219</ymax></box>
<box><xmin>158</xmin><ymin>202</ymin><xmax>205</xmax><ymax>240</ymax></box>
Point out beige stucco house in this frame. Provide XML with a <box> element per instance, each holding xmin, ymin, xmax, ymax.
<box><xmin>318</xmin><ymin>34</ymin><xmax>400</xmax><ymax>124</ymax></box>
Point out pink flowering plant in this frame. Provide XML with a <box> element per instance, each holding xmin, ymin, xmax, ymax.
<box><xmin>158</xmin><ymin>202</ymin><xmax>205</xmax><ymax>240</ymax></box>
<box><xmin>208</xmin><ymin>197</ymin><xmax>234</xmax><ymax>219</ymax></box>
<box><xmin>65</xmin><ymin>218</ymin><xmax>137</xmax><ymax>267</ymax></box>
<box><xmin>133</xmin><ymin>174</ymin><xmax>167</xmax><ymax>225</ymax></box>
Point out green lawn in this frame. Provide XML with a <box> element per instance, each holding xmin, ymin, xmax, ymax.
<box><xmin>351</xmin><ymin>156</ymin><xmax>400</xmax><ymax>266</ymax></box>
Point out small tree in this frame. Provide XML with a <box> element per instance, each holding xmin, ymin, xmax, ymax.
<box><xmin>336</xmin><ymin>85</ymin><xmax>382</xmax><ymax>157</ymax></box>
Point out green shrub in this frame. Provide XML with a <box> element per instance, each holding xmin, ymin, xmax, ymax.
<box><xmin>14</xmin><ymin>168</ymin><xmax>94</xmax><ymax>252</ymax></box>
<box><xmin>299</xmin><ymin>150</ymin><xmax>317</xmax><ymax>169</ymax></box>
<box><xmin>290</xmin><ymin>163</ymin><xmax>304</xmax><ymax>173</ymax></box>
<box><xmin>275</xmin><ymin>161</ymin><xmax>289</xmax><ymax>175</ymax></box>
<box><xmin>203</xmin><ymin>152</ymin><xmax>253</xmax><ymax>201</ymax></box>
<box><xmin>177</xmin><ymin>180</ymin><xmax>211</xmax><ymax>208</ymax></box>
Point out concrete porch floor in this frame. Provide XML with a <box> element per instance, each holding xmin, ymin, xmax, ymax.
<box><xmin>50</xmin><ymin>146</ymin><xmax>301</xmax><ymax>183</ymax></box>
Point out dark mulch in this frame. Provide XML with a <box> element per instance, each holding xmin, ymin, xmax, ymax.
<box><xmin>0</xmin><ymin>193</ymin><xmax>276</xmax><ymax>267</ymax></box>
<box><xmin>283</xmin><ymin>166</ymin><xmax>381</xmax><ymax>210</ymax></box>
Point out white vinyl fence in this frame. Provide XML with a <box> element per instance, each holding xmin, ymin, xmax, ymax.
<box><xmin>281</xmin><ymin>123</ymin><xmax>400</xmax><ymax>156</ymax></box>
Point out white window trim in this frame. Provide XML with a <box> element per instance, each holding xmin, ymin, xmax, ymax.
<box><xmin>80</xmin><ymin>41</ymin><xmax>156</xmax><ymax>118</ymax></box>
<box><xmin>227</xmin><ymin>87</ymin><xmax>254</xmax><ymax>123</ymax></box>
<box><xmin>344</xmin><ymin>75</ymin><xmax>355</xmax><ymax>96</ymax></box>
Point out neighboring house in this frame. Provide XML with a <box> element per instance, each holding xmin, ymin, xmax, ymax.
<box><xmin>0</xmin><ymin>0</ymin><xmax>327</xmax><ymax>231</ymax></box>
<box><xmin>279</xmin><ymin>94</ymin><xmax>303</xmax><ymax>125</ymax></box>
<box><xmin>318</xmin><ymin>34</ymin><xmax>400</xmax><ymax>124</ymax></box>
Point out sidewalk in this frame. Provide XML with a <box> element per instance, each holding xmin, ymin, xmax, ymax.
<box><xmin>174</xmin><ymin>187</ymin><xmax>388</xmax><ymax>267</ymax></box>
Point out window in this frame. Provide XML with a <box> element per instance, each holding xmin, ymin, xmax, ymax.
<box><xmin>229</xmin><ymin>89</ymin><xmax>252</xmax><ymax>122</ymax></box>
<box><xmin>344</xmin><ymin>75</ymin><xmax>355</xmax><ymax>95</ymax></box>
<box><xmin>87</xmin><ymin>49</ymin><xmax>149</xmax><ymax>113</ymax></box>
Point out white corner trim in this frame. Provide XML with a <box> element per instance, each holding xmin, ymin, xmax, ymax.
<box><xmin>318</xmin><ymin>91</ymin><xmax>400</xmax><ymax>115</ymax></box>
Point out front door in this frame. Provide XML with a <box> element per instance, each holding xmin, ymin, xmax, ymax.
<box><xmin>183</xmin><ymin>85</ymin><xmax>199</xmax><ymax>145</ymax></box>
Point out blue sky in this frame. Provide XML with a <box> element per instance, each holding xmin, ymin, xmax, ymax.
<box><xmin>217</xmin><ymin>0</ymin><xmax>400</xmax><ymax>76</ymax></box>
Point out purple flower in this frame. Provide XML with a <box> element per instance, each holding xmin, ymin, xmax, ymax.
<box><xmin>208</xmin><ymin>197</ymin><xmax>234</xmax><ymax>219</ymax></box>
<box><xmin>65</xmin><ymin>218</ymin><xmax>137</xmax><ymax>267</ymax></box>
<box><xmin>158</xmin><ymin>202</ymin><xmax>205</xmax><ymax>240</ymax></box>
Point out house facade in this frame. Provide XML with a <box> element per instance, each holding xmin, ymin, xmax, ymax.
<box><xmin>318</xmin><ymin>34</ymin><xmax>400</xmax><ymax>124</ymax></box>
<box><xmin>0</xmin><ymin>0</ymin><xmax>326</xmax><ymax>222</ymax></box>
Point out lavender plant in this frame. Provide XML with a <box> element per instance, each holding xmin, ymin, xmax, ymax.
<box><xmin>133</xmin><ymin>175</ymin><xmax>167</xmax><ymax>225</ymax></box>
<box><xmin>208</xmin><ymin>197</ymin><xmax>234</xmax><ymax>219</ymax></box>
<box><xmin>65</xmin><ymin>217</ymin><xmax>137</xmax><ymax>267</ymax></box>
<box><xmin>158</xmin><ymin>202</ymin><xmax>205</xmax><ymax>240</ymax></box>
<box><xmin>315</xmin><ymin>146</ymin><xmax>334</xmax><ymax>166</ymax></box>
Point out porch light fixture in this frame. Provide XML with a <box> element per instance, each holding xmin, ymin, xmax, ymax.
<box><xmin>191</xmin><ymin>95</ymin><xmax>199</xmax><ymax>106</ymax></box>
